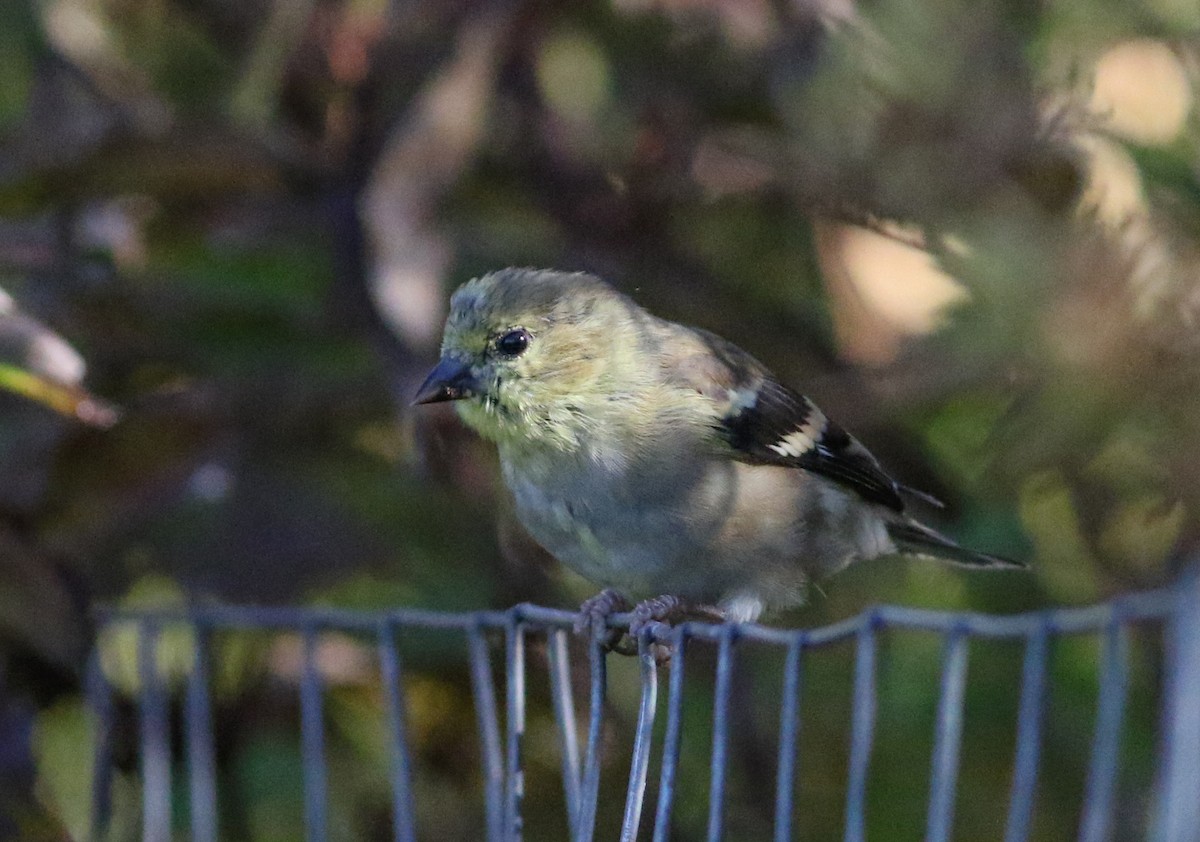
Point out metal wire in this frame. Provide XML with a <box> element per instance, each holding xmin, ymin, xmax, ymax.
<box><xmin>186</xmin><ymin>625</ymin><xmax>218</xmax><ymax>842</ymax></box>
<box><xmin>467</xmin><ymin>622</ymin><xmax>504</xmax><ymax>842</ymax></box>
<box><xmin>547</xmin><ymin>628</ymin><xmax>583</xmax><ymax>833</ymax></box>
<box><xmin>1152</xmin><ymin>568</ymin><xmax>1200</xmax><ymax>842</ymax></box>
<box><xmin>137</xmin><ymin>622</ymin><xmax>170</xmax><ymax>842</ymax></box>
<box><xmin>88</xmin><ymin>569</ymin><xmax>1199</xmax><ymax>842</ymax></box>
<box><xmin>378</xmin><ymin>620</ymin><xmax>417</xmax><ymax>842</ymax></box>
<box><xmin>1003</xmin><ymin>618</ymin><xmax>1051</xmax><ymax>842</ymax></box>
<box><xmin>504</xmin><ymin>617</ymin><xmax>527</xmax><ymax>842</ymax></box>
<box><xmin>1078</xmin><ymin>621</ymin><xmax>1131</xmax><ymax>842</ymax></box>
<box><xmin>843</xmin><ymin>616</ymin><xmax>878</xmax><ymax>842</ymax></box>
<box><xmin>619</xmin><ymin>630</ymin><xmax>659</xmax><ymax>842</ymax></box>
<box><xmin>773</xmin><ymin>634</ymin><xmax>804</xmax><ymax>842</ymax></box>
<box><xmin>706</xmin><ymin>623</ymin><xmax>738</xmax><ymax>842</ymax></box>
<box><xmin>300</xmin><ymin>624</ymin><xmax>328</xmax><ymax>842</ymax></box>
<box><xmin>651</xmin><ymin>625</ymin><xmax>689</xmax><ymax>842</ymax></box>
<box><xmin>85</xmin><ymin>651</ymin><xmax>115</xmax><ymax>839</ymax></box>
<box><xmin>925</xmin><ymin>626</ymin><xmax>968</xmax><ymax>842</ymax></box>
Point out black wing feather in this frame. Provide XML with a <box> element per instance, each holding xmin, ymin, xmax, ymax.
<box><xmin>673</xmin><ymin>327</ymin><xmax>909</xmax><ymax>511</ymax></box>
<box><xmin>718</xmin><ymin>379</ymin><xmax>906</xmax><ymax>511</ymax></box>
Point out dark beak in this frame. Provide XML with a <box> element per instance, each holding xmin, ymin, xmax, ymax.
<box><xmin>412</xmin><ymin>357</ymin><xmax>481</xmax><ymax>405</ymax></box>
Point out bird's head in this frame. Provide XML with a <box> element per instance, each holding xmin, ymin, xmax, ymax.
<box><xmin>414</xmin><ymin>268</ymin><xmax>645</xmax><ymax>451</ymax></box>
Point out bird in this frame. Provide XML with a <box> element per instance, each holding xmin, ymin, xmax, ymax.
<box><xmin>414</xmin><ymin>268</ymin><xmax>1023</xmax><ymax>638</ymax></box>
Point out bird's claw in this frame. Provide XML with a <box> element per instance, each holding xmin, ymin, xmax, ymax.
<box><xmin>575</xmin><ymin>589</ymin><xmax>631</xmax><ymax>651</ymax></box>
<box><xmin>629</xmin><ymin>594</ymin><xmax>686</xmax><ymax>638</ymax></box>
<box><xmin>628</xmin><ymin>595</ymin><xmax>726</xmax><ymax>663</ymax></box>
<box><xmin>576</xmin><ymin>591</ymin><xmax>726</xmax><ymax>660</ymax></box>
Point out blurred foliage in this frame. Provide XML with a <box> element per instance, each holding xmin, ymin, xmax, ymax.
<box><xmin>0</xmin><ymin>0</ymin><xmax>1196</xmax><ymax>838</ymax></box>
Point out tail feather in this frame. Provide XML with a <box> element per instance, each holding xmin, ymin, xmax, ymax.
<box><xmin>887</xmin><ymin>520</ymin><xmax>1025</xmax><ymax>569</ymax></box>
<box><xmin>897</xmin><ymin>483</ymin><xmax>946</xmax><ymax>510</ymax></box>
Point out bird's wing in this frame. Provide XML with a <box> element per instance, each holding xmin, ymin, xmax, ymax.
<box><xmin>671</xmin><ymin>327</ymin><xmax>906</xmax><ymax>512</ymax></box>
<box><xmin>719</xmin><ymin>378</ymin><xmax>906</xmax><ymax>511</ymax></box>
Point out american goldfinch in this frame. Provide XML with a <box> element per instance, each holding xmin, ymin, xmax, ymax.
<box><xmin>415</xmin><ymin>268</ymin><xmax>1021</xmax><ymax>635</ymax></box>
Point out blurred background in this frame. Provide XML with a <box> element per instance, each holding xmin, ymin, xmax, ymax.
<box><xmin>0</xmin><ymin>0</ymin><xmax>1197</xmax><ymax>838</ymax></box>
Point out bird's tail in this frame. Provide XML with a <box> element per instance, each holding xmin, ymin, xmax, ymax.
<box><xmin>887</xmin><ymin>520</ymin><xmax>1025</xmax><ymax>569</ymax></box>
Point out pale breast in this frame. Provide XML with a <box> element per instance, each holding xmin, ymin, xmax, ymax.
<box><xmin>502</xmin><ymin>456</ymin><xmax>666</xmax><ymax>590</ymax></box>
<box><xmin>500</xmin><ymin>443</ymin><xmax>895</xmax><ymax>607</ymax></box>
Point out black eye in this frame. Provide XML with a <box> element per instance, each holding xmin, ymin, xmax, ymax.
<box><xmin>495</xmin><ymin>328</ymin><xmax>531</xmax><ymax>357</ymax></box>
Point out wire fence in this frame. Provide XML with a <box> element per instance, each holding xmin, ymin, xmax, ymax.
<box><xmin>88</xmin><ymin>568</ymin><xmax>1200</xmax><ymax>842</ymax></box>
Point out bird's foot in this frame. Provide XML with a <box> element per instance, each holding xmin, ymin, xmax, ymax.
<box><xmin>575</xmin><ymin>591</ymin><xmax>727</xmax><ymax>659</ymax></box>
<box><xmin>629</xmin><ymin>594</ymin><xmax>725</xmax><ymax>638</ymax></box>
<box><xmin>626</xmin><ymin>595</ymin><xmax>726</xmax><ymax>662</ymax></box>
<box><xmin>575</xmin><ymin>589</ymin><xmax>631</xmax><ymax>650</ymax></box>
